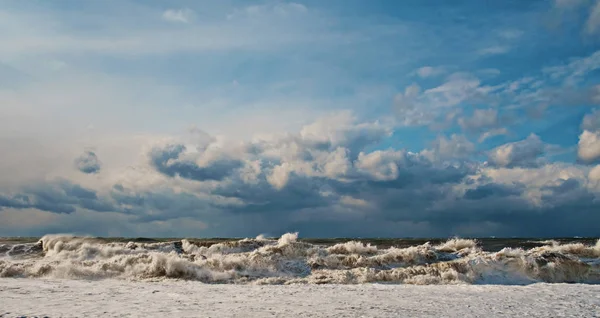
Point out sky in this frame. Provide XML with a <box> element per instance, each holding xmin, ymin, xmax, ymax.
<box><xmin>1</xmin><ymin>0</ymin><xmax>600</xmax><ymax>238</ymax></box>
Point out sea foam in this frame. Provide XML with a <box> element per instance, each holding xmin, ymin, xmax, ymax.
<box><xmin>1</xmin><ymin>234</ymin><xmax>599</xmax><ymax>285</ymax></box>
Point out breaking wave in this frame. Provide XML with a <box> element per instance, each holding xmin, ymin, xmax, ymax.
<box><xmin>1</xmin><ymin>233</ymin><xmax>599</xmax><ymax>285</ymax></box>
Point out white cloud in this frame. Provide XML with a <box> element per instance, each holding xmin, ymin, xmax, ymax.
<box><xmin>354</xmin><ymin>150</ymin><xmax>405</xmax><ymax>181</ymax></box>
<box><xmin>578</xmin><ymin>109</ymin><xmax>600</xmax><ymax>163</ymax></box>
<box><xmin>487</xmin><ymin>134</ymin><xmax>546</xmax><ymax>168</ymax></box>
<box><xmin>415</xmin><ymin>66</ymin><xmax>445</xmax><ymax>78</ymax></box>
<box><xmin>578</xmin><ymin>130</ymin><xmax>600</xmax><ymax>163</ymax></box>
<box><xmin>478</xmin><ymin>128</ymin><xmax>509</xmax><ymax>143</ymax></box>
<box><xmin>543</xmin><ymin>50</ymin><xmax>600</xmax><ymax>85</ymax></box>
<box><xmin>588</xmin><ymin>164</ymin><xmax>600</xmax><ymax>182</ymax></box>
<box><xmin>421</xmin><ymin>134</ymin><xmax>475</xmax><ymax>161</ymax></box>
<box><xmin>424</xmin><ymin>73</ymin><xmax>482</xmax><ymax>108</ymax></box>
<box><xmin>162</xmin><ymin>8</ymin><xmax>195</xmax><ymax>23</ymax></box>
<box><xmin>586</xmin><ymin>0</ymin><xmax>600</xmax><ymax>34</ymax></box>
<box><xmin>339</xmin><ymin>195</ymin><xmax>372</xmax><ymax>208</ymax></box>
<box><xmin>581</xmin><ymin>109</ymin><xmax>600</xmax><ymax>131</ymax></box>
<box><xmin>267</xmin><ymin>163</ymin><xmax>292</xmax><ymax>190</ymax></box>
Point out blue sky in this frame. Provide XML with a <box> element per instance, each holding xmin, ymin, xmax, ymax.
<box><xmin>1</xmin><ymin>0</ymin><xmax>600</xmax><ymax>238</ymax></box>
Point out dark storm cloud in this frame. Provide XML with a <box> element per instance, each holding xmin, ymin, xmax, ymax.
<box><xmin>74</xmin><ymin>150</ymin><xmax>101</xmax><ymax>174</ymax></box>
<box><xmin>109</xmin><ymin>184</ymin><xmax>214</xmax><ymax>222</ymax></box>
<box><xmin>464</xmin><ymin>183</ymin><xmax>523</xmax><ymax>200</ymax></box>
<box><xmin>150</xmin><ymin>144</ymin><xmax>243</xmax><ymax>181</ymax></box>
<box><xmin>212</xmin><ymin>173</ymin><xmax>334</xmax><ymax>214</ymax></box>
<box><xmin>0</xmin><ymin>179</ymin><xmax>116</xmax><ymax>214</ymax></box>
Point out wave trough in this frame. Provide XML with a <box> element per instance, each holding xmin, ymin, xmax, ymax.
<box><xmin>1</xmin><ymin>233</ymin><xmax>599</xmax><ymax>285</ymax></box>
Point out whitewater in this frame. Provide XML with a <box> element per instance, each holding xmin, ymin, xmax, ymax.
<box><xmin>1</xmin><ymin>233</ymin><xmax>600</xmax><ymax>317</ymax></box>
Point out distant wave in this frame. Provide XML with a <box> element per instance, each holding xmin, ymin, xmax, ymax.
<box><xmin>1</xmin><ymin>233</ymin><xmax>599</xmax><ymax>285</ymax></box>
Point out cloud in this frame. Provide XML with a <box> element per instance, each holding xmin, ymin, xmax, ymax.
<box><xmin>463</xmin><ymin>183</ymin><xmax>523</xmax><ymax>200</ymax></box>
<box><xmin>424</xmin><ymin>73</ymin><xmax>483</xmax><ymax>108</ymax></box>
<box><xmin>393</xmin><ymin>84</ymin><xmax>420</xmax><ymax>112</ymax></box>
<box><xmin>487</xmin><ymin>134</ymin><xmax>547</xmax><ymax>168</ymax></box>
<box><xmin>3</xmin><ymin>114</ymin><xmax>600</xmax><ymax>237</ymax></box>
<box><xmin>162</xmin><ymin>8</ymin><xmax>194</xmax><ymax>23</ymax></box>
<box><xmin>578</xmin><ymin>130</ymin><xmax>600</xmax><ymax>163</ymax></box>
<box><xmin>74</xmin><ymin>150</ymin><xmax>101</xmax><ymax>174</ymax></box>
<box><xmin>478</xmin><ymin>128</ymin><xmax>509</xmax><ymax>143</ymax></box>
<box><xmin>0</xmin><ymin>179</ymin><xmax>115</xmax><ymax>214</ymax></box>
<box><xmin>477</xmin><ymin>46</ymin><xmax>510</xmax><ymax>56</ymax></box>
<box><xmin>543</xmin><ymin>50</ymin><xmax>600</xmax><ymax>85</ymax></box>
<box><xmin>586</xmin><ymin>0</ymin><xmax>600</xmax><ymax>34</ymax></box>
<box><xmin>458</xmin><ymin>108</ymin><xmax>501</xmax><ymax>132</ymax></box>
<box><xmin>296</xmin><ymin>111</ymin><xmax>392</xmax><ymax>157</ymax></box>
<box><xmin>3</xmin><ymin>2</ymin><xmax>600</xmax><ymax>238</ymax></box>
<box><xmin>394</xmin><ymin>73</ymin><xmax>487</xmax><ymax>127</ymax></box>
<box><xmin>578</xmin><ymin>109</ymin><xmax>600</xmax><ymax>163</ymax></box>
<box><xmin>421</xmin><ymin>134</ymin><xmax>475</xmax><ymax>162</ymax></box>
<box><xmin>414</xmin><ymin>66</ymin><xmax>445</xmax><ymax>78</ymax></box>
<box><xmin>581</xmin><ymin>109</ymin><xmax>600</xmax><ymax>131</ymax></box>
<box><xmin>149</xmin><ymin>144</ymin><xmax>243</xmax><ymax>182</ymax></box>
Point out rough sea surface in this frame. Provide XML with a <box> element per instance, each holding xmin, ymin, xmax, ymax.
<box><xmin>1</xmin><ymin>233</ymin><xmax>599</xmax><ymax>285</ymax></box>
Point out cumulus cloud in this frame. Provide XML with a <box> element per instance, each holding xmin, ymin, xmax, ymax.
<box><xmin>487</xmin><ymin>134</ymin><xmax>546</xmax><ymax>168</ymax></box>
<box><xmin>149</xmin><ymin>144</ymin><xmax>243</xmax><ymax>182</ymax></box>
<box><xmin>581</xmin><ymin>109</ymin><xmax>600</xmax><ymax>131</ymax></box>
<box><xmin>578</xmin><ymin>109</ymin><xmax>600</xmax><ymax>163</ymax></box>
<box><xmin>74</xmin><ymin>150</ymin><xmax>101</xmax><ymax>174</ymax></box>
<box><xmin>578</xmin><ymin>130</ymin><xmax>600</xmax><ymax>163</ymax></box>
<box><xmin>421</xmin><ymin>134</ymin><xmax>475</xmax><ymax>162</ymax></box>
<box><xmin>3</xmin><ymin>111</ymin><xmax>600</xmax><ymax>237</ymax></box>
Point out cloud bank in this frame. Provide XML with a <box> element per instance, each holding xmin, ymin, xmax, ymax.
<box><xmin>1</xmin><ymin>1</ymin><xmax>600</xmax><ymax>238</ymax></box>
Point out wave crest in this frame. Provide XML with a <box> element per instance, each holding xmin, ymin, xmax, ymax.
<box><xmin>1</xmin><ymin>234</ymin><xmax>599</xmax><ymax>285</ymax></box>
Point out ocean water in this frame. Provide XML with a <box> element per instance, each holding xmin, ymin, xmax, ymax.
<box><xmin>1</xmin><ymin>233</ymin><xmax>599</xmax><ymax>285</ymax></box>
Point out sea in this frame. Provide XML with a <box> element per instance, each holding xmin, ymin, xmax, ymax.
<box><xmin>1</xmin><ymin>234</ymin><xmax>599</xmax><ymax>285</ymax></box>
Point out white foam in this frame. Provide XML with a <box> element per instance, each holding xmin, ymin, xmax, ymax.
<box><xmin>2</xmin><ymin>278</ymin><xmax>599</xmax><ymax>317</ymax></box>
<box><xmin>1</xmin><ymin>234</ymin><xmax>599</xmax><ymax>285</ymax></box>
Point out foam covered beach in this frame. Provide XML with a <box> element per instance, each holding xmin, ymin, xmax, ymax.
<box><xmin>1</xmin><ymin>279</ymin><xmax>599</xmax><ymax>317</ymax></box>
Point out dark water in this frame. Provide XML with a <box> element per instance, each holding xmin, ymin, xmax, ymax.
<box><xmin>2</xmin><ymin>236</ymin><xmax>598</xmax><ymax>252</ymax></box>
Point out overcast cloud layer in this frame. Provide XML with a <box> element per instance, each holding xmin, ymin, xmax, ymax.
<box><xmin>1</xmin><ymin>0</ymin><xmax>600</xmax><ymax>238</ymax></box>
